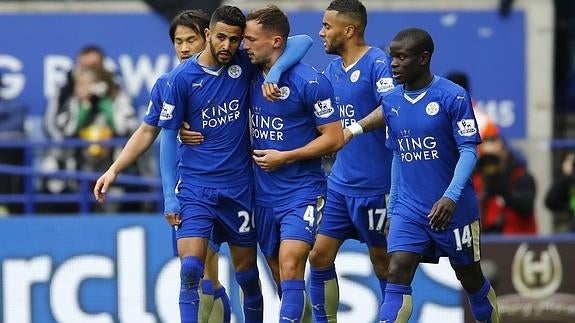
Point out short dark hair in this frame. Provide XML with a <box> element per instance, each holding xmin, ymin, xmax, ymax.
<box><xmin>394</xmin><ymin>28</ymin><xmax>434</xmax><ymax>56</ymax></box>
<box><xmin>327</xmin><ymin>0</ymin><xmax>367</xmax><ymax>33</ymax></box>
<box><xmin>246</xmin><ymin>5</ymin><xmax>290</xmax><ymax>40</ymax></box>
<box><xmin>169</xmin><ymin>9</ymin><xmax>210</xmax><ymax>43</ymax></box>
<box><xmin>210</xmin><ymin>5</ymin><xmax>246</xmax><ymax>30</ymax></box>
<box><xmin>78</xmin><ymin>45</ymin><xmax>104</xmax><ymax>58</ymax></box>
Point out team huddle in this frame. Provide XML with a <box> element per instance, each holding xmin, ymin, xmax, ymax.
<box><xmin>93</xmin><ymin>0</ymin><xmax>500</xmax><ymax>322</ymax></box>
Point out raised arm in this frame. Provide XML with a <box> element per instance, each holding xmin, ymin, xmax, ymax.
<box><xmin>262</xmin><ymin>34</ymin><xmax>313</xmax><ymax>100</ymax></box>
<box><xmin>265</xmin><ymin>34</ymin><xmax>313</xmax><ymax>83</ymax></box>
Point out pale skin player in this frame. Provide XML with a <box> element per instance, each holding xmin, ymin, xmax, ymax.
<box><xmin>245</xmin><ymin>6</ymin><xmax>343</xmax><ymax>322</ymax></box>
<box><xmin>93</xmin><ymin>10</ymin><xmax>279</xmax><ymax>322</ymax></box>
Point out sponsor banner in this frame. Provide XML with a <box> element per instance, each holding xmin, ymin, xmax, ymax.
<box><xmin>0</xmin><ymin>216</ymin><xmax>462</xmax><ymax>323</ymax></box>
<box><xmin>464</xmin><ymin>236</ymin><xmax>575</xmax><ymax>322</ymax></box>
<box><xmin>0</xmin><ymin>9</ymin><xmax>525</xmax><ymax>138</ymax></box>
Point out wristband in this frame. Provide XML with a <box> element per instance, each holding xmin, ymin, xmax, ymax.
<box><xmin>346</xmin><ymin>122</ymin><xmax>364</xmax><ymax>137</ymax></box>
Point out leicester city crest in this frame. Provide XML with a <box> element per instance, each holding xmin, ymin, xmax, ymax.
<box><xmin>279</xmin><ymin>86</ymin><xmax>290</xmax><ymax>100</ymax></box>
<box><xmin>228</xmin><ymin>65</ymin><xmax>242</xmax><ymax>78</ymax></box>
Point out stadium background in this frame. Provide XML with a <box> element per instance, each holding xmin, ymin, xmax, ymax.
<box><xmin>0</xmin><ymin>0</ymin><xmax>573</xmax><ymax>322</ymax></box>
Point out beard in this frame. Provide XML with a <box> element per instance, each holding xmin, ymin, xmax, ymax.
<box><xmin>209</xmin><ymin>41</ymin><xmax>232</xmax><ymax>65</ymax></box>
<box><xmin>325</xmin><ymin>38</ymin><xmax>344</xmax><ymax>55</ymax></box>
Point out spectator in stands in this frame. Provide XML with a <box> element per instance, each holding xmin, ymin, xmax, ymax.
<box><xmin>0</xmin><ymin>73</ymin><xmax>27</xmax><ymax>214</ymax></box>
<box><xmin>41</xmin><ymin>46</ymin><xmax>137</xmax><ymax>211</ymax></box>
<box><xmin>474</xmin><ymin>133</ymin><xmax>537</xmax><ymax>234</ymax></box>
<box><xmin>57</xmin><ymin>66</ymin><xmax>136</xmax><ymax>172</ymax></box>
<box><xmin>447</xmin><ymin>71</ymin><xmax>537</xmax><ymax>235</ymax></box>
<box><xmin>545</xmin><ymin>152</ymin><xmax>575</xmax><ymax>232</ymax></box>
<box><xmin>45</xmin><ymin>45</ymin><xmax>111</xmax><ymax>140</ymax></box>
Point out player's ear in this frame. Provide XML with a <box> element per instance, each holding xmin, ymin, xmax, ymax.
<box><xmin>345</xmin><ymin>24</ymin><xmax>355</xmax><ymax>38</ymax></box>
<box><xmin>273</xmin><ymin>35</ymin><xmax>283</xmax><ymax>49</ymax></box>
<box><xmin>420</xmin><ymin>51</ymin><xmax>431</xmax><ymax>66</ymax></box>
<box><xmin>204</xmin><ymin>28</ymin><xmax>210</xmax><ymax>41</ymax></box>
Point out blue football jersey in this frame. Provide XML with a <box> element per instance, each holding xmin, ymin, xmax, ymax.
<box><xmin>382</xmin><ymin>75</ymin><xmax>481</xmax><ymax>227</ymax></box>
<box><xmin>325</xmin><ymin>47</ymin><xmax>395</xmax><ymax>196</ymax></box>
<box><xmin>250</xmin><ymin>63</ymin><xmax>339</xmax><ymax>206</ymax></box>
<box><xmin>158</xmin><ymin>51</ymin><xmax>257</xmax><ymax>187</ymax></box>
<box><xmin>143</xmin><ymin>73</ymin><xmax>168</xmax><ymax>127</ymax></box>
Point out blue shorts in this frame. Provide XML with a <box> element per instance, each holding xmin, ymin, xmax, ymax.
<box><xmin>387</xmin><ymin>212</ymin><xmax>482</xmax><ymax>266</ymax></box>
<box><xmin>170</xmin><ymin>228</ymin><xmax>221</xmax><ymax>256</ymax></box>
<box><xmin>176</xmin><ymin>182</ymin><xmax>256</xmax><ymax>248</ymax></box>
<box><xmin>318</xmin><ymin>188</ymin><xmax>388</xmax><ymax>247</ymax></box>
<box><xmin>255</xmin><ymin>196</ymin><xmax>325</xmax><ymax>258</ymax></box>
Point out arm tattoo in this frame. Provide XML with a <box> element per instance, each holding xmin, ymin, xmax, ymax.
<box><xmin>358</xmin><ymin>106</ymin><xmax>385</xmax><ymax>133</ymax></box>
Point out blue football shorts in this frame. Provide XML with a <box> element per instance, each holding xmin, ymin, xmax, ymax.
<box><xmin>387</xmin><ymin>209</ymin><xmax>481</xmax><ymax>266</ymax></box>
<box><xmin>318</xmin><ymin>188</ymin><xmax>388</xmax><ymax>247</ymax></box>
<box><xmin>255</xmin><ymin>196</ymin><xmax>325</xmax><ymax>258</ymax></box>
<box><xmin>175</xmin><ymin>181</ymin><xmax>257</xmax><ymax>248</ymax></box>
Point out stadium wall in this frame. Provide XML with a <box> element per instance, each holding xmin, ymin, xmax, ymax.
<box><xmin>1</xmin><ymin>216</ymin><xmax>573</xmax><ymax>323</ymax></box>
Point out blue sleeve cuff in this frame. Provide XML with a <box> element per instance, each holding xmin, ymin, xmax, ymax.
<box><xmin>443</xmin><ymin>142</ymin><xmax>477</xmax><ymax>203</ymax></box>
<box><xmin>160</xmin><ymin>129</ymin><xmax>179</xmax><ymax>214</ymax></box>
<box><xmin>265</xmin><ymin>34</ymin><xmax>313</xmax><ymax>84</ymax></box>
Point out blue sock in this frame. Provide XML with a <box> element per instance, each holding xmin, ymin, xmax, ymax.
<box><xmin>379</xmin><ymin>283</ymin><xmax>413</xmax><ymax>322</ymax></box>
<box><xmin>379</xmin><ymin>278</ymin><xmax>388</xmax><ymax>304</ymax></box>
<box><xmin>309</xmin><ymin>266</ymin><xmax>338</xmax><ymax>323</ymax></box>
<box><xmin>179</xmin><ymin>256</ymin><xmax>204</xmax><ymax>323</ymax></box>
<box><xmin>235</xmin><ymin>268</ymin><xmax>263</xmax><ymax>323</ymax></box>
<box><xmin>200</xmin><ymin>279</ymin><xmax>214</xmax><ymax>297</ymax></box>
<box><xmin>213</xmin><ymin>286</ymin><xmax>231</xmax><ymax>323</ymax></box>
<box><xmin>199</xmin><ymin>280</ymin><xmax>215</xmax><ymax>320</ymax></box>
<box><xmin>280</xmin><ymin>279</ymin><xmax>307</xmax><ymax>323</ymax></box>
<box><xmin>468</xmin><ymin>279</ymin><xmax>499</xmax><ymax>323</ymax></box>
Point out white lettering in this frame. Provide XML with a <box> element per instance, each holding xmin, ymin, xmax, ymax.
<box><xmin>51</xmin><ymin>255</ymin><xmax>114</xmax><ymax>323</ymax></box>
<box><xmin>0</xmin><ymin>55</ymin><xmax>25</xmax><ymax>99</ymax></box>
<box><xmin>398</xmin><ymin>136</ymin><xmax>437</xmax><ymax>151</ymax></box>
<box><xmin>251</xmin><ymin>114</ymin><xmax>283</xmax><ymax>130</ymax></box>
<box><xmin>2</xmin><ymin>224</ymin><xmax>461</xmax><ymax>322</ymax></box>
<box><xmin>335</xmin><ymin>252</ymin><xmax>379</xmax><ymax>323</ymax></box>
<box><xmin>43</xmin><ymin>55</ymin><xmax>73</xmax><ymax>98</ymax></box>
<box><xmin>401</xmin><ymin>150</ymin><xmax>439</xmax><ymax>162</ymax></box>
<box><xmin>201</xmin><ymin>110</ymin><xmax>241</xmax><ymax>128</ymax></box>
<box><xmin>475</xmin><ymin>99</ymin><xmax>516</xmax><ymax>128</ymax></box>
<box><xmin>119</xmin><ymin>54</ymin><xmax>171</xmax><ymax>97</ymax></box>
<box><xmin>339</xmin><ymin>104</ymin><xmax>355</xmax><ymax>118</ymax></box>
<box><xmin>252</xmin><ymin>128</ymin><xmax>284</xmax><ymax>140</ymax></box>
<box><xmin>155</xmin><ymin>259</ymin><xmax>180</xmax><ymax>323</ymax></box>
<box><xmin>118</xmin><ymin>227</ymin><xmax>155</xmax><ymax>323</ymax></box>
<box><xmin>251</xmin><ymin>114</ymin><xmax>285</xmax><ymax>140</ymax></box>
<box><xmin>3</xmin><ymin>256</ymin><xmax>51</xmax><ymax>323</ymax></box>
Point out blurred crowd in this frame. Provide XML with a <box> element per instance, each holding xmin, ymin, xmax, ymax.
<box><xmin>0</xmin><ymin>45</ymin><xmax>155</xmax><ymax>215</ymax></box>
